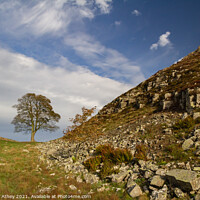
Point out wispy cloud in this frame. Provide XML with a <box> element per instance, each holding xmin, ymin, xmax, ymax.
<box><xmin>132</xmin><ymin>9</ymin><xmax>141</xmax><ymax>16</ymax></box>
<box><xmin>150</xmin><ymin>31</ymin><xmax>171</xmax><ymax>50</ymax></box>
<box><xmin>0</xmin><ymin>47</ymin><xmax>130</xmax><ymax>141</ymax></box>
<box><xmin>65</xmin><ymin>32</ymin><xmax>145</xmax><ymax>84</ymax></box>
<box><xmin>0</xmin><ymin>0</ymin><xmax>112</xmax><ymax>37</ymax></box>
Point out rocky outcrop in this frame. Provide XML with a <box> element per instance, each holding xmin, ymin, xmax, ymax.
<box><xmin>99</xmin><ymin>46</ymin><xmax>200</xmax><ymax>115</ymax></box>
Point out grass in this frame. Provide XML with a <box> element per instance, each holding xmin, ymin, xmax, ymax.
<box><xmin>84</xmin><ymin>144</ymin><xmax>133</xmax><ymax>179</ymax></box>
<box><xmin>0</xmin><ymin>139</ymin><xmax>134</xmax><ymax>200</ymax></box>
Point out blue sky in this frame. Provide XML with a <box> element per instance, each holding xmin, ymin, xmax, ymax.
<box><xmin>0</xmin><ymin>0</ymin><xmax>199</xmax><ymax>142</ymax></box>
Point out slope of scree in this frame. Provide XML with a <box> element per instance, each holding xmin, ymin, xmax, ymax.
<box><xmin>37</xmin><ymin>46</ymin><xmax>200</xmax><ymax>200</ymax></box>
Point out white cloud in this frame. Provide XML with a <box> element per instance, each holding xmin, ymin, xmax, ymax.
<box><xmin>75</xmin><ymin>0</ymin><xmax>87</xmax><ymax>6</ymax></box>
<box><xmin>65</xmin><ymin>32</ymin><xmax>145</xmax><ymax>84</ymax></box>
<box><xmin>0</xmin><ymin>47</ymin><xmax>130</xmax><ymax>141</ymax></box>
<box><xmin>95</xmin><ymin>0</ymin><xmax>112</xmax><ymax>14</ymax></box>
<box><xmin>0</xmin><ymin>0</ymin><xmax>112</xmax><ymax>37</ymax></box>
<box><xmin>150</xmin><ymin>31</ymin><xmax>171</xmax><ymax>50</ymax></box>
<box><xmin>114</xmin><ymin>21</ymin><xmax>121</xmax><ymax>26</ymax></box>
<box><xmin>132</xmin><ymin>9</ymin><xmax>141</xmax><ymax>16</ymax></box>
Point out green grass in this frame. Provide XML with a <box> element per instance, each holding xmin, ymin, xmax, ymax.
<box><xmin>0</xmin><ymin>139</ymin><xmax>134</xmax><ymax>200</ymax></box>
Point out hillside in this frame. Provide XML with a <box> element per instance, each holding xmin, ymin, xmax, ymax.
<box><xmin>1</xmin><ymin>47</ymin><xmax>200</xmax><ymax>199</ymax></box>
<box><xmin>0</xmin><ymin>137</ymin><xmax>17</xmax><ymax>142</ymax></box>
<box><xmin>99</xmin><ymin>46</ymin><xmax>200</xmax><ymax>115</ymax></box>
<box><xmin>35</xmin><ymin>46</ymin><xmax>200</xmax><ymax>199</ymax></box>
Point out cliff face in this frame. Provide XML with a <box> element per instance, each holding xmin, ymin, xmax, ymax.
<box><xmin>99</xmin><ymin>46</ymin><xmax>200</xmax><ymax>115</ymax></box>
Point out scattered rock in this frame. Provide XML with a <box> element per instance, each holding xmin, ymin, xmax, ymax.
<box><xmin>111</xmin><ymin>171</ymin><xmax>129</xmax><ymax>183</ymax></box>
<box><xmin>126</xmin><ymin>182</ymin><xmax>143</xmax><ymax>198</ymax></box>
<box><xmin>174</xmin><ymin>187</ymin><xmax>186</xmax><ymax>198</ymax></box>
<box><xmin>182</xmin><ymin>139</ymin><xmax>194</xmax><ymax>150</ymax></box>
<box><xmin>150</xmin><ymin>184</ymin><xmax>168</xmax><ymax>200</ymax></box>
<box><xmin>69</xmin><ymin>185</ymin><xmax>77</xmax><ymax>190</ymax></box>
<box><xmin>150</xmin><ymin>175</ymin><xmax>165</xmax><ymax>188</ymax></box>
<box><xmin>195</xmin><ymin>193</ymin><xmax>200</xmax><ymax>200</ymax></box>
<box><xmin>22</xmin><ymin>149</ymin><xmax>29</xmax><ymax>153</ymax></box>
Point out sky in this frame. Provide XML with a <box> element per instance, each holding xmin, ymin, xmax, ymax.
<box><xmin>0</xmin><ymin>0</ymin><xmax>200</xmax><ymax>142</ymax></box>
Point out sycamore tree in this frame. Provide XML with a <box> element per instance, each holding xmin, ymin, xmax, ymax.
<box><xmin>11</xmin><ymin>93</ymin><xmax>61</xmax><ymax>142</ymax></box>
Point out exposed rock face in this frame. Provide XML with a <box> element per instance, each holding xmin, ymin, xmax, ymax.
<box><xmin>99</xmin><ymin>46</ymin><xmax>200</xmax><ymax>115</ymax></box>
<box><xmin>166</xmin><ymin>169</ymin><xmax>200</xmax><ymax>191</ymax></box>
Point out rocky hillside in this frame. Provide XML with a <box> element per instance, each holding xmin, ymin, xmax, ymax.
<box><xmin>99</xmin><ymin>46</ymin><xmax>200</xmax><ymax>115</ymax></box>
<box><xmin>37</xmin><ymin>46</ymin><xmax>200</xmax><ymax>200</ymax></box>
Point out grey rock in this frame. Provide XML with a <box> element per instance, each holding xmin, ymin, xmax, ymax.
<box><xmin>111</xmin><ymin>171</ymin><xmax>129</xmax><ymax>183</ymax></box>
<box><xmin>166</xmin><ymin>169</ymin><xmax>200</xmax><ymax>191</ymax></box>
<box><xmin>126</xmin><ymin>182</ymin><xmax>143</xmax><ymax>198</ymax></box>
<box><xmin>97</xmin><ymin>186</ymin><xmax>105</xmax><ymax>192</ymax></box>
<box><xmin>22</xmin><ymin>149</ymin><xmax>29</xmax><ymax>153</ymax></box>
<box><xmin>145</xmin><ymin>170</ymin><xmax>154</xmax><ymax>179</ymax></box>
<box><xmin>150</xmin><ymin>184</ymin><xmax>168</xmax><ymax>200</ymax></box>
<box><xmin>126</xmin><ymin>179</ymin><xmax>137</xmax><ymax>188</ymax></box>
<box><xmin>76</xmin><ymin>176</ymin><xmax>83</xmax><ymax>183</ymax></box>
<box><xmin>195</xmin><ymin>193</ymin><xmax>200</xmax><ymax>200</ymax></box>
<box><xmin>193</xmin><ymin>112</ymin><xmax>200</xmax><ymax>120</ymax></box>
<box><xmin>146</xmin><ymin>163</ymin><xmax>159</xmax><ymax>171</ymax></box>
<box><xmin>84</xmin><ymin>174</ymin><xmax>99</xmax><ymax>184</ymax></box>
<box><xmin>182</xmin><ymin>138</ymin><xmax>194</xmax><ymax>150</ymax></box>
<box><xmin>129</xmin><ymin>173</ymin><xmax>139</xmax><ymax>180</ymax></box>
<box><xmin>150</xmin><ymin>175</ymin><xmax>165</xmax><ymax>188</ymax></box>
<box><xmin>174</xmin><ymin>187</ymin><xmax>186</xmax><ymax>198</ymax></box>
<box><xmin>69</xmin><ymin>185</ymin><xmax>77</xmax><ymax>190</ymax></box>
<box><xmin>193</xmin><ymin>167</ymin><xmax>200</xmax><ymax>171</ymax></box>
<box><xmin>156</xmin><ymin>169</ymin><xmax>167</xmax><ymax>176</ymax></box>
<box><xmin>162</xmin><ymin>100</ymin><xmax>173</xmax><ymax>110</ymax></box>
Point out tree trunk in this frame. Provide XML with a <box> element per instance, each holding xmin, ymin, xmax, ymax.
<box><xmin>31</xmin><ymin>131</ymin><xmax>36</xmax><ymax>142</ymax></box>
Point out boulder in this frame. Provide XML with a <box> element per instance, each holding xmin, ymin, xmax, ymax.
<box><xmin>166</xmin><ymin>169</ymin><xmax>200</xmax><ymax>191</ymax></box>
<box><xmin>111</xmin><ymin>171</ymin><xmax>129</xmax><ymax>183</ymax></box>
<box><xmin>126</xmin><ymin>181</ymin><xmax>143</xmax><ymax>198</ymax></box>
<box><xmin>182</xmin><ymin>138</ymin><xmax>194</xmax><ymax>150</ymax></box>
<box><xmin>150</xmin><ymin>175</ymin><xmax>165</xmax><ymax>188</ymax></box>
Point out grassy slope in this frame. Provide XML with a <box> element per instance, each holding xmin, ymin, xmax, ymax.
<box><xmin>0</xmin><ymin>139</ymin><xmax>135</xmax><ymax>200</ymax></box>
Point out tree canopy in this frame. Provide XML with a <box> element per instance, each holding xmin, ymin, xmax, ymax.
<box><xmin>11</xmin><ymin>93</ymin><xmax>61</xmax><ymax>142</ymax></box>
